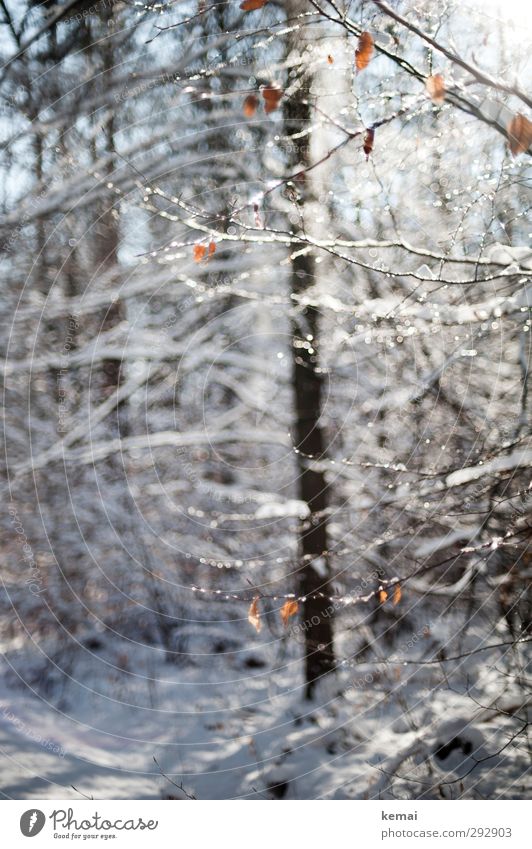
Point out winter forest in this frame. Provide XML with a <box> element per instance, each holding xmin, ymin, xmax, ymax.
<box><xmin>0</xmin><ymin>0</ymin><xmax>531</xmax><ymax>802</ymax></box>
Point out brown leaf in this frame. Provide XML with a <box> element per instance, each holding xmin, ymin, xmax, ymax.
<box><xmin>193</xmin><ymin>241</ymin><xmax>216</xmax><ymax>263</ymax></box>
<box><xmin>262</xmin><ymin>84</ymin><xmax>283</xmax><ymax>113</ymax></box>
<box><xmin>355</xmin><ymin>32</ymin><xmax>374</xmax><ymax>72</ymax></box>
<box><xmin>327</xmin><ymin>54</ymin><xmax>334</xmax><ymax>65</ymax></box>
<box><xmin>393</xmin><ymin>583</ymin><xmax>402</xmax><ymax>606</ymax></box>
<box><xmin>248</xmin><ymin>596</ymin><xmax>262</xmax><ymax>632</ymax></box>
<box><xmin>378</xmin><ymin>589</ymin><xmax>388</xmax><ymax>604</ymax></box>
<box><xmin>507</xmin><ymin>113</ymin><xmax>532</xmax><ymax>156</ymax></box>
<box><xmin>363</xmin><ymin>127</ymin><xmax>374</xmax><ymax>160</ymax></box>
<box><xmin>280</xmin><ymin>599</ymin><xmax>299</xmax><ymax>627</ymax></box>
<box><xmin>193</xmin><ymin>244</ymin><xmax>206</xmax><ymax>263</ymax></box>
<box><xmin>426</xmin><ymin>74</ymin><xmax>445</xmax><ymax>105</ymax></box>
<box><xmin>240</xmin><ymin>0</ymin><xmax>269</xmax><ymax>10</ymax></box>
<box><xmin>243</xmin><ymin>93</ymin><xmax>259</xmax><ymax>118</ymax></box>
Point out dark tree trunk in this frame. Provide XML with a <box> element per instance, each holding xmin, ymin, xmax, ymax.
<box><xmin>93</xmin><ymin>25</ymin><xmax>128</xmax><ymax>439</ymax></box>
<box><xmin>284</xmin><ymin>82</ymin><xmax>335</xmax><ymax>700</ymax></box>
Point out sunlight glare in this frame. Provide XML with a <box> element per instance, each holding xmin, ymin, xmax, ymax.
<box><xmin>470</xmin><ymin>0</ymin><xmax>532</xmax><ymax>35</ymax></box>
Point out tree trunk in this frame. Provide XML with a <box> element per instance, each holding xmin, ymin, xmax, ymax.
<box><xmin>284</xmin><ymin>82</ymin><xmax>335</xmax><ymax>700</ymax></box>
<box><xmin>93</xmin><ymin>20</ymin><xmax>128</xmax><ymax>439</ymax></box>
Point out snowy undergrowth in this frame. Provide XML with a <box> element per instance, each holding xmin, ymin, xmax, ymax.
<box><xmin>0</xmin><ymin>624</ymin><xmax>529</xmax><ymax>800</ymax></box>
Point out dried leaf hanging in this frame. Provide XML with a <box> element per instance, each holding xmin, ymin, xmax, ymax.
<box><xmin>393</xmin><ymin>583</ymin><xmax>402</xmax><ymax>606</ymax></box>
<box><xmin>262</xmin><ymin>84</ymin><xmax>283</xmax><ymax>113</ymax></box>
<box><xmin>507</xmin><ymin>113</ymin><xmax>532</xmax><ymax>156</ymax></box>
<box><xmin>240</xmin><ymin>0</ymin><xmax>269</xmax><ymax>10</ymax></box>
<box><xmin>193</xmin><ymin>244</ymin><xmax>206</xmax><ymax>263</ymax></box>
<box><xmin>280</xmin><ymin>599</ymin><xmax>299</xmax><ymax>627</ymax></box>
<box><xmin>243</xmin><ymin>93</ymin><xmax>259</xmax><ymax>118</ymax></box>
<box><xmin>193</xmin><ymin>242</ymin><xmax>216</xmax><ymax>263</ymax></box>
<box><xmin>363</xmin><ymin>127</ymin><xmax>375</xmax><ymax>160</ymax></box>
<box><xmin>378</xmin><ymin>588</ymin><xmax>388</xmax><ymax>604</ymax></box>
<box><xmin>355</xmin><ymin>32</ymin><xmax>374</xmax><ymax>72</ymax></box>
<box><xmin>327</xmin><ymin>54</ymin><xmax>334</xmax><ymax>65</ymax></box>
<box><xmin>426</xmin><ymin>74</ymin><xmax>445</xmax><ymax>105</ymax></box>
<box><xmin>248</xmin><ymin>596</ymin><xmax>262</xmax><ymax>632</ymax></box>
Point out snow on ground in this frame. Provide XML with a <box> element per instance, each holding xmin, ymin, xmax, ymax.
<box><xmin>0</xmin><ymin>631</ymin><xmax>529</xmax><ymax>800</ymax></box>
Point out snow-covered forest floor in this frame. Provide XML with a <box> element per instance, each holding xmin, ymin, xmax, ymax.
<box><xmin>1</xmin><ymin>625</ymin><xmax>529</xmax><ymax>800</ymax></box>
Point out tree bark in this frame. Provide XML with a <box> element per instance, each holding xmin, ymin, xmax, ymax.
<box><xmin>284</xmin><ymin>82</ymin><xmax>335</xmax><ymax>700</ymax></box>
